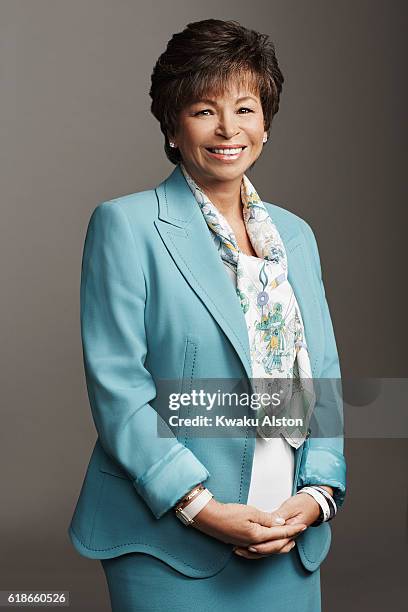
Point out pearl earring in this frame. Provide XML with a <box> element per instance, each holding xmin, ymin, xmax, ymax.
<box><xmin>263</xmin><ymin>135</ymin><xmax>268</xmax><ymax>143</ymax></box>
<box><xmin>169</xmin><ymin>141</ymin><xmax>176</xmax><ymax>148</ymax></box>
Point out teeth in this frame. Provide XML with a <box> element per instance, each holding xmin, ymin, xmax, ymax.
<box><xmin>209</xmin><ymin>147</ymin><xmax>243</xmax><ymax>155</ymax></box>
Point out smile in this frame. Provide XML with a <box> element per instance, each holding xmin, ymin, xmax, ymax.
<box><xmin>204</xmin><ymin>146</ymin><xmax>247</xmax><ymax>161</ymax></box>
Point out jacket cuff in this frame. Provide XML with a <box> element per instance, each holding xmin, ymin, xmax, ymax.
<box><xmin>298</xmin><ymin>446</ymin><xmax>346</xmax><ymax>508</ymax></box>
<box><xmin>133</xmin><ymin>445</ymin><xmax>210</xmax><ymax>519</ymax></box>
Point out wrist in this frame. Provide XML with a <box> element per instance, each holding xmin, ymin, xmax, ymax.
<box><xmin>173</xmin><ymin>483</ymin><xmax>204</xmax><ymax>510</ymax></box>
<box><xmin>174</xmin><ymin>485</ymin><xmax>214</xmax><ymax>526</ymax></box>
<box><xmin>190</xmin><ymin>497</ymin><xmax>219</xmax><ymax>526</ymax></box>
<box><xmin>296</xmin><ymin>486</ymin><xmax>337</xmax><ymax>525</ymax></box>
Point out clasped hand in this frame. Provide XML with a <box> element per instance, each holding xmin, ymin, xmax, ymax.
<box><xmin>192</xmin><ymin>492</ymin><xmax>321</xmax><ymax>560</ymax></box>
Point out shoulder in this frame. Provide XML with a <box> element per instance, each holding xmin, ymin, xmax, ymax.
<box><xmin>87</xmin><ymin>187</ymin><xmax>158</xmax><ymax>233</ymax></box>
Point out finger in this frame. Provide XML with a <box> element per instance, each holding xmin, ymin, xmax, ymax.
<box><xmin>252</xmin><ymin>504</ymin><xmax>300</xmax><ymax>527</ymax></box>
<box><xmin>269</xmin><ymin>509</ymin><xmax>286</xmax><ymax>525</ymax></box>
<box><xmin>247</xmin><ymin>537</ymin><xmax>295</xmax><ymax>555</ymax></box>
<box><xmin>234</xmin><ymin>537</ymin><xmax>297</xmax><ymax>557</ymax></box>
<box><xmin>284</xmin><ymin>516</ymin><xmax>301</xmax><ymax>525</ymax></box>
<box><xmin>233</xmin><ymin>548</ymin><xmax>268</xmax><ymax>560</ymax></box>
<box><xmin>250</xmin><ymin>507</ymin><xmax>285</xmax><ymax>527</ymax></box>
<box><xmin>250</xmin><ymin>522</ymin><xmax>307</xmax><ymax>544</ymax></box>
<box><xmin>280</xmin><ymin>540</ymin><xmax>297</xmax><ymax>554</ymax></box>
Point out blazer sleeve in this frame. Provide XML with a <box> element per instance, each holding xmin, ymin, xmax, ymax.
<box><xmin>80</xmin><ymin>201</ymin><xmax>210</xmax><ymax>519</ymax></box>
<box><xmin>297</xmin><ymin>219</ymin><xmax>347</xmax><ymax>509</ymax></box>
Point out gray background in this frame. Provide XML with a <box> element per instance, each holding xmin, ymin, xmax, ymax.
<box><xmin>1</xmin><ymin>0</ymin><xmax>406</xmax><ymax>610</ymax></box>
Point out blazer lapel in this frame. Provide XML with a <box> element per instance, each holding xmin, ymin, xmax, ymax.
<box><xmin>154</xmin><ymin>164</ymin><xmax>324</xmax><ymax>382</ymax></box>
<box><xmin>154</xmin><ymin>165</ymin><xmax>253</xmax><ymax>380</ymax></box>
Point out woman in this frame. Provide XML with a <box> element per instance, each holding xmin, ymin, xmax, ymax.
<box><xmin>68</xmin><ymin>19</ymin><xmax>346</xmax><ymax>612</ymax></box>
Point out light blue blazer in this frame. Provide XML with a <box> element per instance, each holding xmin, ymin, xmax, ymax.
<box><xmin>68</xmin><ymin>163</ymin><xmax>346</xmax><ymax>578</ymax></box>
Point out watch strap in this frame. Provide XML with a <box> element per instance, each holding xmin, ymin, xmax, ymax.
<box><xmin>175</xmin><ymin>488</ymin><xmax>213</xmax><ymax>526</ymax></box>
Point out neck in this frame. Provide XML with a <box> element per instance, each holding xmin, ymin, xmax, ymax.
<box><xmin>182</xmin><ymin>164</ymin><xmax>244</xmax><ymax>221</ymax></box>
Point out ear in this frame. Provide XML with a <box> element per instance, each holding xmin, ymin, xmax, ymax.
<box><xmin>167</xmin><ymin>133</ymin><xmax>177</xmax><ymax>147</ymax></box>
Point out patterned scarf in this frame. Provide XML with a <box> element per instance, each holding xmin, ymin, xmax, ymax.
<box><xmin>180</xmin><ymin>162</ymin><xmax>315</xmax><ymax>448</ymax></box>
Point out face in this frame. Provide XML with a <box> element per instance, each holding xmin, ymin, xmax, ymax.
<box><xmin>170</xmin><ymin>82</ymin><xmax>267</xmax><ymax>188</ymax></box>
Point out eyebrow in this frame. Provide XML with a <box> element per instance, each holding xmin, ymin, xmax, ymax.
<box><xmin>191</xmin><ymin>95</ymin><xmax>258</xmax><ymax>106</ymax></box>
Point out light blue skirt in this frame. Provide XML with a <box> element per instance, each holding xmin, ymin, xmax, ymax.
<box><xmin>101</xmin><ymin>546</ymin><xmax>321</xmax><ymax>612</ymax></box>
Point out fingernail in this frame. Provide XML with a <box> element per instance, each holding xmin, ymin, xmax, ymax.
<box><xmin>301</xmin><ymin>526</ymin><xmax>307</xmax><ymax>531</ymax></box>
<box><xmin>274</xmin><ymin>516</ymin><xmax>285</xmax><ymax>525</ymax></box>
<box><xmin>248</xmin><ymin>547</ymin><xmax>258</xmax><ymax>552</ymax></box>
<box><xmin>234</xmin><ymin>550</ymin><xmax>244</xmax><ymax>556</ymax></box>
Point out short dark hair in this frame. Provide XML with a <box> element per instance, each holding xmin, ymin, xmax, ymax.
<box><xmin>149</xmin><ymin>19</ymin><xmax>284</xmax><ymax>165</ymax></box>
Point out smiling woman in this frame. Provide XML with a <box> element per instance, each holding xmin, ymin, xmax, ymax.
<box><xmin>68</xmin><ymin>17</ymin><xmax>346</xmax><ymax>612</ymax></box>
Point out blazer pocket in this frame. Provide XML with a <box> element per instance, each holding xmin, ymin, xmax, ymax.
<box><xmin>180</xmin><ymin>334</ymin><xmax>200</xmax><ymax>392</ymax></box>
<box><xmin>178</xmin><ymin>334</ymin><xmax>200</xmax><ymax>443</ymax></box>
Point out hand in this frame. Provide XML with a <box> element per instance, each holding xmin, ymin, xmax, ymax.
<box><xmin>233</xmin><ymin>492</ymin><xmax>321</xmax><ymax>559</ymax></box>
<box><xmin>191</xmin><ymin>498</ymin><xmax>307</xmax><ymax>551</ymax></box>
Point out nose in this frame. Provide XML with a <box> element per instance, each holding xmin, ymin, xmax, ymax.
<box><xmin>215</xmin><ymin>110</ymin><xmax>240</xmax><ymax>139</ymax></box>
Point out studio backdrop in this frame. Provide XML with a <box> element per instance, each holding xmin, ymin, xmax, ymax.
<box><xmin>1</xmin><ymin>1</ymin><xmax>406</xmax><ymax>611</ymax></box>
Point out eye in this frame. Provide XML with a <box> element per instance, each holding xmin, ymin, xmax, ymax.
<box><xmin>194</xmin><ymin>109</ymin><xmax>213</xmax><ymax>116</ymax></box>
<box><xmin>238</xmin><ymin>107</ymin><xmax>254</xmax><ymax>113</ymax></box>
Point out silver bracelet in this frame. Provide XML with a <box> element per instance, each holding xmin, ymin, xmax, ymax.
<box><xmin>310</xmin><ymin>485</ymin><xmax>337</xmax><ymax>519</ymax></box>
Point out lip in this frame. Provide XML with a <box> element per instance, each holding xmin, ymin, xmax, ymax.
<box><xmin>205</xmin><ymin>145</ymin><xmax>247</xmax><ymax>150</ymax></box>
<box><xmin>204</xmin><ymin>145</ymin><xmax>247</xmax><ymax>162</ymax></box>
